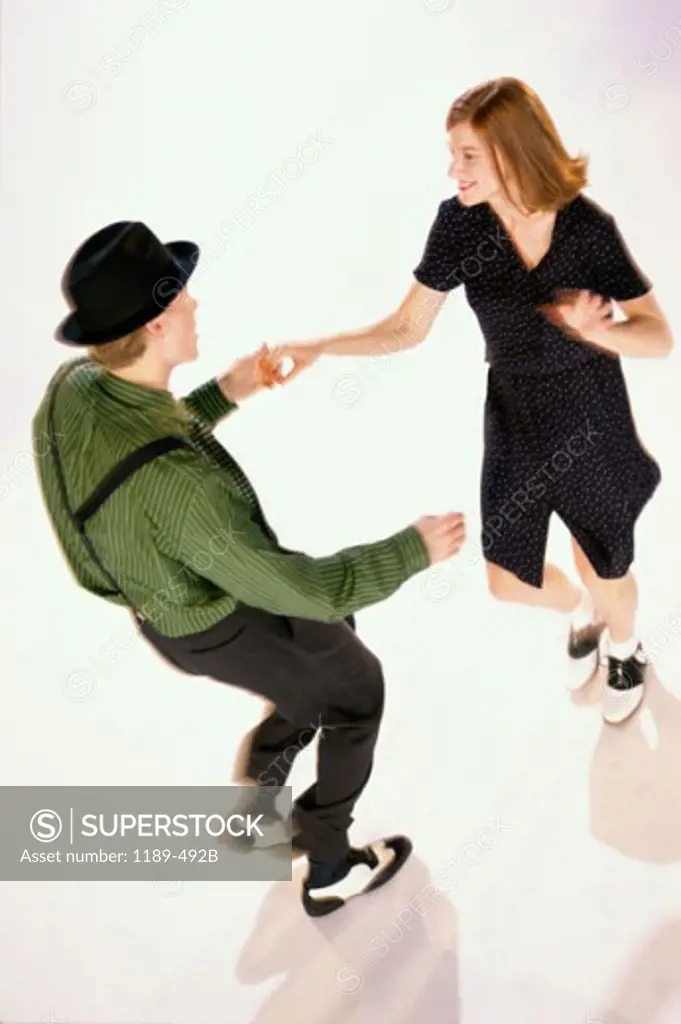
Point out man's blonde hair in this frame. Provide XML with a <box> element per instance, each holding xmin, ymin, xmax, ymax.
<box><xmin>88</xmin><ymin>327</ymin><xmax>148</xmax><ymax>370</ymax></box>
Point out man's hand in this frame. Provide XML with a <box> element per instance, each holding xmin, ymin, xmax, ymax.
<box><xmin>538</xmin><ymin>289</ymin><xmax>614</xmax><ymax>346</ymax></box>
<box><xmin>413</xmin><ymin>513</ymin><xmax>466</xmax><ymax>564</ymax></box>
<box><xmin>218</xmin><ymin>344</ymin><xmax>289</xmax><ymax>403</ymax></box>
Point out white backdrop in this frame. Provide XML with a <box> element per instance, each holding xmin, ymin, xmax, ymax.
<box><xmin>2</xmin><ymin>2</ymin><xmax>681</xmax><ymax>1022</ymax></box>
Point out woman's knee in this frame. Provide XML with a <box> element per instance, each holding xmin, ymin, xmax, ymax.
<box><xmin>571</xmin><ymin>538</ymin><xmax>633</xmax><ymax>593</ymax></box>
<box><xmin>592</xmin><ymin>572</ymin><xmax>634</xmax><ymax>606</ymax></box>
<box><xmin>486</xmin><ymin>562</ymin><xmax>519</xmax><ymax>601</ymax></box>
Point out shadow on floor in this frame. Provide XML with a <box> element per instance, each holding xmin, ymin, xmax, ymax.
<box><xmin>234</xmin><ymin>853</ymin><xmax>460</xmax><ymax>1023</ymax></box>
<box><xmin>599</xmin><ymin>916</ymin><xmax>681</xmax><ymax>1023</ymax></box>
<box><xmin>586</xmin><ymin>668</ymin><xmax>681</xmax><ymax>863</ymax></box>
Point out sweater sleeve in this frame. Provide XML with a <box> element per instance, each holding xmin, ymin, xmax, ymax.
<box><xmin>182</xmin><ymin>379</ymin><xmax>238</xmax><ymax>428</ymax></box>
<box><xmin>175</xmin><ymin>478</ymin><xmax>430</xmax><ymax>621</ymax></box>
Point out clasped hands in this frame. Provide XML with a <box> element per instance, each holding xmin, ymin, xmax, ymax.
<box><xmin>218</xmin><ymin>341</ymin><xmax>319</xmax><ymax>403</ymax></box>
<box><xmin>220</xmin><ymin>289</ymin><xmax>616</xmax><ymax>401</ymax></box>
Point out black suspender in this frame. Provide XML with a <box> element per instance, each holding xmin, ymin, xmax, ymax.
<box><xmin>73</xmin><ymin>435</ymin><xmax>188</xmax><ymax>528</ymax></box>
<box><xmin>47</xmin><ymin>366</ymin><xmax>190</xmax><ymax>620</ymax></box>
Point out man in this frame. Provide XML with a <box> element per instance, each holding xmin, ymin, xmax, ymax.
<box><xmin>33</xmin><ymin>220</ymin><xmax>466</xmax><ymax>916</ymax></box>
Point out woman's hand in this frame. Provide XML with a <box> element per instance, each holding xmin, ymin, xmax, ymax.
<box><xmin>539</xmin><ymin>289</ymin><xmax>614</xmax><ymax>344</ymax></box>
<box><xmin>219</xmin><ymin>344</ymin><xmax>288</xmax><ymax>402</ymax></box>
<box><xmin>268</xmin><ymin>341</ymin><xmax>323</xmax><ymax>383</ymax></box>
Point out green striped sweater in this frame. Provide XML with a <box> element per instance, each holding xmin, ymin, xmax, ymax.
<box><xmin>32</xmin><ymin>357</ymin><xmax>429</xmax><ymax>637</ymax></box>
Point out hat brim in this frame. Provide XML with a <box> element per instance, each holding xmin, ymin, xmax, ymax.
<box><xmin>56</xmin><ymin>240</ymin><xmax>200</xmax><ymax>346</ymax></box>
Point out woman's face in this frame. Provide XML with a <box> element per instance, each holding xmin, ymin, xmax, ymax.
<box><xmin>447</xmin><ymin>122</ymin><xmax>504</xmax><ymax>206</ymax></box>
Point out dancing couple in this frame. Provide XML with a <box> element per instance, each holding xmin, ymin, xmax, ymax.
<box><xmin>34</xmin><ymin>77</ymin><xmax>671</xmax><ymax>916</ymax></box>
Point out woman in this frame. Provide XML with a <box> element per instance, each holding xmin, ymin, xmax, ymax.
<box><xmin>272</xmin><ymin>77</ymin><xmax>673</xmax><ymax>725</ymax></box>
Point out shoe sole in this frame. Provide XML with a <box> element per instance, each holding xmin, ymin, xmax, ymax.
<box><xmin>302</xmin><ymin>835</ymin><xmax>413</xmax><ymax>917</ymax></box>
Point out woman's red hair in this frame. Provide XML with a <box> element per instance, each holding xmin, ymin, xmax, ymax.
<box><xmin>446</xmin><ymin>77</ymin><xmax>588</xmax><ymax>212</ymax></box>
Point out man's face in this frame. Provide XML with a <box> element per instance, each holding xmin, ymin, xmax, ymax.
<box><xmin>157</xmin><ymin>287</ymin><xmax>199</xmax><ymax>366</ymax></box>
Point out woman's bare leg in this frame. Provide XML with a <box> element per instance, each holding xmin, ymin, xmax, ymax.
<box><xmin>486</xmin><ymin>560</ymin><xmax>582</xmax><ymax>612</ymax></box>
<box><xmin>570</xmin><ymin>538</ymin><xmax>637</xmax><ymax>644</ymax></box>
<box><xmin>569</xmin><ymin>536</ymin><xmax>646</xmax><ymax>723</ymax></box>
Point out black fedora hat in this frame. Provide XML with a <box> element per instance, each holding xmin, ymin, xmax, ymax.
<box><xmin>56</xmin><ymin>220</ymin><xmax>200</xmax><ymax>345</ymax></box>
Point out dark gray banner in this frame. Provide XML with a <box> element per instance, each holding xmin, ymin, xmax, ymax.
<box><xmin>2</xmin><ymin>786</ymin><xmax>293</xmax><ymax>881</ymax></box>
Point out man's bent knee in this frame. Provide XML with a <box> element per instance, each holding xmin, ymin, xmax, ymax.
<box><xmin>324</xmin><ymin>665</ymin><xmax>384</xmax><ymax>731</ymax></box>
<box><xmin>346</xmin><ymin>650</ymin><xmax>385</xmax><ymax>718</ymax></box>
<box><xmin>363</xmin><ymin>663</ymin><xmax>385</xmax><ymax>717</ymax></box>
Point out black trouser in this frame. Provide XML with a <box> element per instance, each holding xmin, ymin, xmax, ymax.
<box><xmin>139</xmin><ymin>608</ymin><xmax>384</xmax><ymax>863</ymax></box>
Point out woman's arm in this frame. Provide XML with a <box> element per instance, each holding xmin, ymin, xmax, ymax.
<box><xmin>273</xmin><ymin>199</ymin><xmax>462</xmax><ymax>374</ymax></box>
<box><xmin>581</xmin><ymin>207</ymin><xmax>673</xmax><ymax>358</ymax></box>
<box><xmin>272</xmin><ymin>282</ymin><xmax>449</xmax><ymax>381</ymax></box>
<box><xmin>316</xmin><ymin>281</ymin><xmax>449</xmax><ymax>357</ymax></box>
<box><xmin>585</xmin><ymin>292</ymin><xmax>673</xmax><ymax>358</ymax></box>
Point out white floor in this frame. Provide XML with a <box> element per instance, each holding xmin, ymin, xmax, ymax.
<box><xmin>3</xmin><ymin>1</ymin><xmax>681</xmax><ymax>1021</ymax></box>
<box><xmin>3</xmin><ymin>482</ymin><xmax>681</xmax><ymax>1023</ymax></box>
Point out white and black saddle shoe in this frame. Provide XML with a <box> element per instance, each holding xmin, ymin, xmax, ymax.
<box><xmin>301</xmin><ymin>835</ymin><xmax>413</xmax><ymax>917</ymax></box>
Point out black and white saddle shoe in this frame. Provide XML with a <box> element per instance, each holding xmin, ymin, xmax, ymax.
<box><xmin>602</xmin><ymin>643</ymin><xmax>648</xmax><ymax>724</ymax></box>
<box><xmin>567</xmin><ymin>621</ymin><xmax>606</xmax><ymax>691</ymax></box>
<box><xmin>301</xmin><ymin>835</ymin><xmax>413</xmax><ymax>917</ymax></box>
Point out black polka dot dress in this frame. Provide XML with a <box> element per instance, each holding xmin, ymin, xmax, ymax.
<box><xmin>413</xmin><ymin>193</ymin><xmax>661</xmax><ymax>587</ymax></box>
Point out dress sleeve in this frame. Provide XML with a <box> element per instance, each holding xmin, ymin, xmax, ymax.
<box><xmin>592</xmin><ymin>213</ymin><xmax>652</xmax><ymax>302</ymax></box>
<box><xmin>413</xmin><ymin>200</ymin><xmax>464</xmax><ymax>292</ymax></box>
